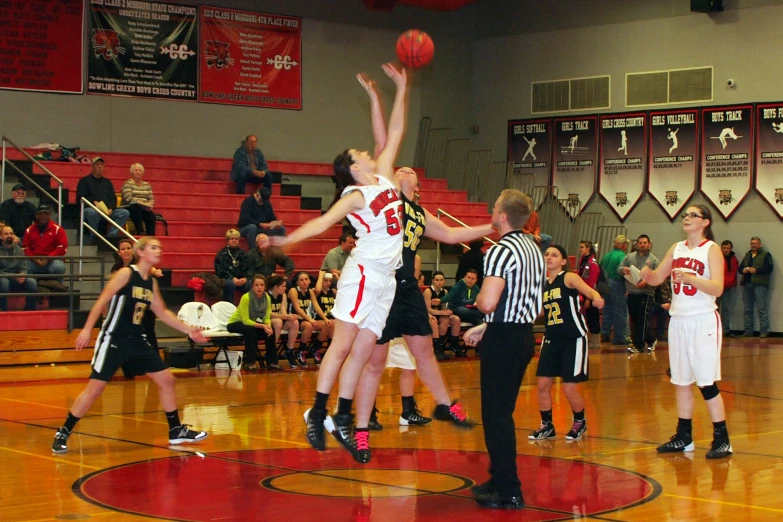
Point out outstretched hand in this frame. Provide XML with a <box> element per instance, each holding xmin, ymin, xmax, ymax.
<box><xmin>269</xmin><ymin>236</ymin><xmax>288</xmax><ymax>247</ymax></box>
<box><xmin>356</xmin><ymin>73</ymin><xmax>378</xmax><ymax>98</ymax></box>
<box><xmin>188</xmin><ymin>327</ymin><xmax>208</xmax><ymax>344</ymax></box>
<box><xmin>382</xmin><ymin>63</ymin><xmax>407</xmax><ymax>88</ymax></box>
<box><xmin>640</xmin><ymin>266</ymin><xmax>654</xmax><ymax>283</ymax></box>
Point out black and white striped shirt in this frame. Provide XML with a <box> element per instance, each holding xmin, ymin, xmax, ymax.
<box><xmin>483</xmin><ymin>230</ymin><xmax>544</xmax><ymax>324</ymax></box>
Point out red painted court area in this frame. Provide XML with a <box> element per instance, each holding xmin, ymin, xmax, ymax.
<box><xmin>76</xmin><ymin>448</ymin><xmax>658</xmax><ymax>521</ymax></box>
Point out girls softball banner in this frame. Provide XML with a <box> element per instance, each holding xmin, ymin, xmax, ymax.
<box><xmin>647</xmin><ymin>109</ymin><xmax>699</xmax><ymax>221</ymax></box>
<box><xmin>755</xmin><ymin>103</ymin><xmax>783</xmax><ymax>219</ymax></box>
<box><xmin>87</xmin><ymin>0</ymin><xmax>198</xmax><ymax>101</ymax></box>
<box><xmin>551</xmin><ymin>116</ymin><xmax>598</xmax><ymax>213</ymax></box>
<box><xmin>599</xmin><ymin>112</ymin><xmax>647</xmax><ymax>221</ymax></box>
<box><xmin>0</xmin><ymin>0</ymin><xmax>84</xmax><ymax>94</ymax></box>
<box><xmin>507</xmin><ymin>119</ymin><xmax>552</xmax><ymax>187</ymax></box>
<box><xmin>700</xmin><ymin>105</ymin><xmax>753</xmax><ymax>220</ymax></box>
<box><xmin>199</xmin><ymin>6</ymin><xmax>302</xmax><ymax>110</ymax></box>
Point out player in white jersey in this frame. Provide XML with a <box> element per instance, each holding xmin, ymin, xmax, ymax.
<box><xmin>270</xmin><ymin>63</ymin><xmax>408</xmax><ymax>452</ymax></box>
<box><xmin>640</xmin><ymin>205</ymin><xmax>732</xmax><ymax>459</ymax></box>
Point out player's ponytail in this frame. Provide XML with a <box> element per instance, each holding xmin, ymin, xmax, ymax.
<box><xmin>330</xmin><ymin>149</ymin><xmax>355</xmax><ymax>208</ymax></box>
<box><xmin>693</xmin><ymin>204</ymin><xmax>715</xmax><ymax>242</ymax></box>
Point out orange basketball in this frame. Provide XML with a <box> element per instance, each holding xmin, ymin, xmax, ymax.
<box><xmin>396</xmin><ymin>29</ymin><xmax>434</xmax><ymax>69</ymax></box>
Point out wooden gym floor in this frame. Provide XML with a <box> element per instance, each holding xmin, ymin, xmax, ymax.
<box><xmin>1</xmin><ymin>336</ymin><xmax>781</xmax><ymax>521</ymax></box>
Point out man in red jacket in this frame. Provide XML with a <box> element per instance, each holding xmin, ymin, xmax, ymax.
<box><xmin>23</xmin><ymin>205</ymin><xmax>67</xmax><ymax>285</ymax></box>
<box><xmin>720</xmin><ymin>240</ymin><xmax>739</xmax><ymax>337</ymax></box>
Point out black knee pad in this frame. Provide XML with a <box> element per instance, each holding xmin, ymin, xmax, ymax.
<box><xmin>699</xmin><ymin>383</ymin><xmax>720</xmax><ymax>401</ymax></box>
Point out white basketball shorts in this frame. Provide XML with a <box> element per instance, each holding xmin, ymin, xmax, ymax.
<box><xmin>386</xmin><ymin>337</ymin><xmax>417</xmax><ymax>370</ymax></box>
<box><xmin>668</xmin><ymin>311</ymin><xmax>722</xmax><ymax>386</ymax></box>
<box><xmin>331</xmin><ymin>257</ymin><xmax>397</xmax><ymax>339</ymax></box>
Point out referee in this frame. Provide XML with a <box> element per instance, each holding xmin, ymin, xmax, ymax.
<box><xmin>464</xmin><ymin>189</ymin><xmax>545</xmax><ymax>510</ymax></box>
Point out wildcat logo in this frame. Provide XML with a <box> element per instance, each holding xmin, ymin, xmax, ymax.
<box><xmin>567</xmin><ymin>193</ymin><xmax>580</xmax><ymax>208</ymax></box>
<box><xmin>204</xmin><ymin>40</ymin><xmax>235</xmax><ymax>70</ymax></box>
<box><xmin>719</xmin><ymin>189</ymin><xmax>733</xmax><ymax>205</ymax></box>
<box><xmin>775</xmin><ymin>188</ymin><xmax>783</xmax><ymax>204</ymax></box>
<box><xmin>615</xmin><ymin>192</ymin><xmax>628</xmax><ymax>207</ymax></box>
<box><xmin>91</xmin><ymin>29</ymin><xmax>125</xmax><ymax>60</ymax></box>
<box><xmin>665</xmin><ymin>191</ymin><xmax>679</xmax><ymax>206</ymax></box>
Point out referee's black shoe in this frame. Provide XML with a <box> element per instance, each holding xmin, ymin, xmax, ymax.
<box><xmin>470</xmin><ymin>480</ymin><xmax>496</xmax><ymax>499</ymax></box>
<box><xmin>475</xmin><ymin>492</ymin><xmax>525</xmax><ymax>510</ymax></box>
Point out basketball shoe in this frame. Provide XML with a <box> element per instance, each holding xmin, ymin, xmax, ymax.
<box><xmin>656</xmin><ymin>428</ymin><xmax>694</xmax><ymax>453</ymax></box>
<box><xmin>529</xmin><ymin>421</ymin><xmax>556</xmax><ymax>440</ymax></box>
<box><xmin>433</xmin><ymin>400</ymin><xmax>472</xmax><ymax>428</ymax></box>
<box><xmin>565</xmin><ymin>419</ymin><xmax>587</xmax><ymax>440</ymax></box>
<box><xmin>52</xmin><ymin>427</ymin><xmax>70</xmax><ymax>454</ymax></box>
<box><xmin>169</xmin><ymin>425</ymin><xmax>208</xmax><ymax>444</ymax></box>
<box><xmin>400</xmin><ymin>402</ymin><xmax>432</xmax><ymax>426</ymax></box>
<box><xmin>303</xmin><ymin>408</ymin><xmax>327</xmax><ymax>450</ymax></box>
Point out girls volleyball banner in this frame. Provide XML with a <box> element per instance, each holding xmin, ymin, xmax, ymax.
<box><xmin>0</xmin><ymin>0</ymin><xmax>84</xmax><ymax>94</ymax></box>
<box><xmin>87</xmin><ymin>0</ymin><xmax>198</xmax><ymax>100</ymax></box>
<box><xmin>199</xmin><ymin>6</ymin><xmax>302</xmax><ymax>110</ymax></box>
<box><xmin>700</xmin><ymin>105</ymin><xmax>753</xmax><ymax>220</ymax></box>
<box><xmin>551</xmin><ymin>116</ymin><xmax>598</xmax><ymax>213</ymax></box>
<box><xmin>755</xmin><ymin>103</ymin><xmax>783</xmax><ymax>219</ymax></box>
<box><xmin>647</xmin><ymin>109</ymin><xmax>699</xmax><ymax>221</ymax></box>
<box><xmin>599</xmin><ymin>112</ymin><xmax>647</xmax><ymax>221</ymax></box>
<box><xmin>507</xmin><ymin>118</ymin><xmax>552</xmax><ymax>187</ymax></box>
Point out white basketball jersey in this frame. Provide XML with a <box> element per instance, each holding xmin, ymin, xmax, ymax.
<box><xmin>343</xmin><ymin>176</ymin><xmax>403</xmax><ymax>272</ymax></box>
<box><xmin>669</xmin><ymin>239</ymin><xmax>717</xmax><ymax>317</ymax></box>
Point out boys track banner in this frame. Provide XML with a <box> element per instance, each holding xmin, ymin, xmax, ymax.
<box><xmin>599</xmin><ymin>112</ymin><xmax>647</xmax><ymax>221</ymax></box>
<box><xmin>755</xmin><ymin>103</ymin><xmax>783</xmax><ymax>219</ymax></box>
<box><xmin>647</xmin><ymin>109</ymin><xmax>699</xmax><ymax>221</ymax></box>
<box><xmin>87</xmin><ymin>0</ymin><xmax>198</xmax><ymax>101</ymax></box>
<box><xmin>199</xmin><ymin>6</ymin><xmax>302</xmax><ymax>110</ymax></box>
<box><xmin>700</xmin><ymin>105</ymin><xmax>753</xmax><ymax>220</ymax></box>
<box><xmin>0</xmin><ymin>0</ymin><xmax>84</xmax><ymax>94</ymax></box>
<box><xmin>552</xmin><ymin>116</ymin><xmax>598</xmax><ymax>213</ymax></box>
<box><xmin>507</xmin><ymin>118</ymin><xmax>552</xmax><ymax>187</ymax></box>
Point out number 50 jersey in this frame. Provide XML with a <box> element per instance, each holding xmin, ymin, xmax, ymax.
<box><xmin>542</xmin><ymin>271</ymin><xmax>587</xmax><ymax>338</ymax></box>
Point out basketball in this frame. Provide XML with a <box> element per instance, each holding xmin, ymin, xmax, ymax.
<box><xmin>396</xmin><ymin>29</ymin><xmax>434</xmax><ymax>69</ymax></box>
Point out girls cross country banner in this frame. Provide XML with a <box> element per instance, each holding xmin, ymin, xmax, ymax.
<box><xmin>199</xmin><ymin>6</ymin><xmax>302</xmax><ymax>110</ymax></box>
<box><xmin>599</xmin><ymin>112</ymin><xmax>647</xmax><ymax>221</ymax></box>
<box><xmin>552</xmin><ymin>116</ymin><xmax>598</xmax><ymax>213</ymax></box>
<box><xmin>507</xmin><ymin>119</ymin><xmax>552</xmax><ymax>187</ymax></box>
<box><xmin>0</xmin><ymin>0</ymin><xmax>84</xmax><ymax>94</ymax></box>
<box><xmin>87</xmin><ymin>0</ymin><xmax>198</xmax><ymax>101</ymax></box>
<box><xmin>755</xmin><ymin>103</ymin><xmax>783</xmax><ymax>219</ymax></box>
<box><xmin>700</xmin><ymin>105</ymin><xmax>753</xmax><ymax>220</ymax></box>
<box><xmin>647</xmin><ymin>109</ymin><xmax>699</xmax><ymax>221</ymax></box>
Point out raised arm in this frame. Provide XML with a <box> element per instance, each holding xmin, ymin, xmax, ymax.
<box><xmin>270</xmin><ymin>191</ymin><xmax>364</xmax><ymax>247</ymax></box>
<box><xmin>422</xmin><ymin>209</ymin><xmax>494</xmax><ymax>245</ymax></box>
<box><xmin>375</xmin><ymin>64</ymin><xmax>408</xmax><ymax>180</ymax></box>
<box><xmin>357</xmin><ymin>74</ymin><xmax>387</xmax><ymax>157</ymax></box>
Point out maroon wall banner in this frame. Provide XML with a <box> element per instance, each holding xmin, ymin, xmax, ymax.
<box><xmin>199</xmin><ymin>6</ymin><xmax>302</xmax><ymax>110</ymax></box>
<box><xmin>507</xmin><ymin>119</ymin><xmax>552</xmax><ymax>187</ymax></box>
<box><xmin>599</xmin><ymin>112</ymin><xmax>648</xmax><ymax>221</ymax></box>
<box><xmin>0</xmin><ymin>0</ymin><xmax>84</xmax><ymax>94</ymax></box>
<box><xmin>755</xmin><ymin>103</ymin><xmax>783</xmax><ymax>219</ymax></box>
<box><xmin>552</xmin><ymin>116</ymin><xmax>598</xmax><ymax>213</ymax></box>
<box><xmin>648</xmin><ymin>109</ymin><xmax>699</xmax><ymax>221</ymax></box>
<box><xmin>700</xmin><ymin>105</ymin><xmax>753</xmax><ymax>220</ymax></box>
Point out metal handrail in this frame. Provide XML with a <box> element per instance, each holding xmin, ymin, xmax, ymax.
<box><xmin>435</xmin><ymin>208</ymin><xmax>497</xmax><ymax>271</ymax></box>
<box><xmin>2</xmin><ymin>136</ymin><xmax>64</xmax><ymax>224</ymax></box>
<box><xmin>79</xmin><ymin>197</ymin><xmax>136</xmax><ymax>273</ymax></box>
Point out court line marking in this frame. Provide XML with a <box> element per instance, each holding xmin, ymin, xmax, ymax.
<box><xmin>0</xmin><ymin>445</ymin><xmax>102</xmax><ymax>470</ymax></box>
<box><xmin>662</xmin><ymin>493</ymin><xmax>783</xmax><ymax>513</ymax></box>
<box><xmin>19</xmin><ymin>512</ymin><xmax>116</xmax><ymax>522</ymax></box>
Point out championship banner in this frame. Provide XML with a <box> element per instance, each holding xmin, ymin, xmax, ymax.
<box><xmin>0</xmin><ymin>0</ymin><xmax>84</xmax><ymax>94</ymax></box>
<box><xmin>507</xmin><ymin>119</ymin><xmax>552</xmax><ymax>187</ymax></box>
<box><xmin>552</xmin><ymin>116</ymin><xmax>598</xmax><ymax>213</ymax></box>
<box><xmin>755</xmin><ymin>103</ymin><xmax>783</xmax><ymax>219</ymax></box>
<box><xmin>87</xmin><ymin>0</ymin><xmax>198</xmax><ymax>101</ymax></box>
<box><xmin>700</xmin><ymin>105</ymin><xmax>753</xmax><ymax>220</ymax></box>
<box><xmin>599</xmin><ymin>112</ymin><xmax>648</xmax><ymax>221</ymax></box>
<box><xmin>199</xmin><ymin>6</ymin><xmax>302</xmax><ymax>110</ymax></box>
<box><xmin>648</xmin><ymin>109</ymin><xmax>699</xmax><ymax>220</ymax></box>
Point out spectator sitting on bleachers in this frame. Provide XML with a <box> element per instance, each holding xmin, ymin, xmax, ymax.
<box><xmin>22</xmin><ymin>205</ymin><xmax>67</xmax><ymax>287</ymax></box>
<box><xmin>237</xmin><ymin>187</ymin><xmax>285</xmax><ymax>247</ymax></box>
<box><xmin>246</xmin><ymin>233</ymin><xmax>295</xmax><ymax>280</ymax></box>
<box><xmin>288</xmin><ymin>272</ymin><xmax>324</xmax><ymax>367</ymax></box>
<box><xmin>454</xmin><ymin>239</ymin><xmax>485</xmax><ymax>285</ymax></box>
<box><xmin>214</xmin><ymin>229</ymin><xmax>250</xmax><ymax>304</ymax></box>
<box><xmin>0</xmin><ymin>224</ymin><xmax>37</xmax><ymax>311</ymax></box>
<box><xmin>266</xmin><ymin>274</ymin><xmax>300</xmax><ymax>369</ymax></box>
<box><xmin>440</xmin><ymin>268</ymin><xmax>483</xmax><ymax>357</ymax></box>
<box><xmin>310</xmin><ymin>272</ymin><xmax>336</xmax><ymax>362</ymax></box>
<box><xmin>522</xmin><ymin>210</ymin><xmax>552</xmax><ymax>252</ymax></box>
<box><xmin>76</xmin><ymin>157</ymin><xmax>129</xmax><ymax>241</ymax></box>
<box><xmin>423</xmin><ymin>270</ymin><xmax>452</xmax><ymax>361</ymax></box>
<box><xmin>226</xmin><ymin>274</ymin><xmax>280</xmax><ymax>371</ymax></box>
<box><xmin>0</xmin><ymin>221</ymin><xmax>20</xmax><ymax>245</ymax></box>
<box><xmin>231</xmin><ymin>134</ymin><xmax>271</xmax><ymax>194</ymax></box>
<box><xmin>318</xmin><ymin>232</ymin><xmax>356</xmax><ymax>283</ymax></box>
<box><xmin>0</xmin><ymin>183</ymin><xmax>36</xmax><ymax>239</ymax></box>
<box><xmin>121</xmin><ymin>163</ymin><xmax>156</xmax><ymax>236</ymax></box>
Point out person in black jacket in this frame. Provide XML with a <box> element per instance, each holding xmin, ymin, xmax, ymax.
<box><xmin>237</xmin><ymin>187</ymin><xmax>285</xmax><ymax>247</ymax></box>
<box><xmin>214</xmin><ymin>229</ymin><xmax>250</xmax><ymax>303</ymax></box>
<box><xmin>455</xmin><ymin>239</ymin><xmax>485</xmax><ymax>285</ymax></box>
<box><xmin>0</xmin><ymin>184</ymin><xmax>36</xmax><ymax>239</ymax></box>
<box><xmin>76</xmin><ymin>158</ymin><xmax>129</xmax><ymax>241</ymax></box>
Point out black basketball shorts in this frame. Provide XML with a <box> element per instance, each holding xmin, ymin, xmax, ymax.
<box><xmin>377</xmin><ymin>282</ymin><xmax>433</xmax><ymax>344</ymax></box>
<box><xmin>536</xmin><ymin>335</ymin><xmax>589</xmax><ymax>383</ymax></box>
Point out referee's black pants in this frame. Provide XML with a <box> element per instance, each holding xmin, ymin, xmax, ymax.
<box><xmin>479</xmin><ymin>322</ymin><xmax>535</xmax><ymax>498</ymax></box>
<box><xmin>627</xmin><ymin>293</ymin><xmax>656</xmax><ymax>350</ymax></box>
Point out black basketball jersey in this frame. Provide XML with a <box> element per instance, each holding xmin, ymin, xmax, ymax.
<box><xmin>101</xmin><ymin>266</ymin><xmax>154</xmax><ymax>340</ymax></box>
<box><xmin>292</xmin><ymin>288</ymin><xmax>313</xmax><ymax>317</ymax></box>
<box><xmin>397</xmin><ymin>193</ymin><xmax>426</xmax><ymax>284</ymax></box>
<box><xmin>543</xmin><ymin>271</ymin><xmax>587</xmax><ymax>338</ymax></box>
<box><xmin>268</xmin><ymin>291</ymin><xmax>284</xmax><ymax>315</ymax></box>
<box><xmin>318</xmin><ymin>289</ymin><xmax>336</xmax><ymax>318</ymax></box>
